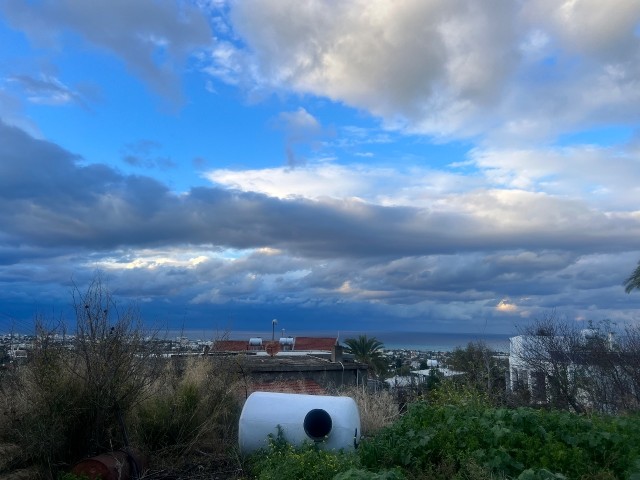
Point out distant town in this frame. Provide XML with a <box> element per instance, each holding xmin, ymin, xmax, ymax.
<box><xmin>0</xmin><ymin>331</ymin><xmax>509</xmax><ymax>391</ymax></box>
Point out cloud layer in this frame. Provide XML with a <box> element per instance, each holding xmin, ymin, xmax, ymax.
<box><xmin>2</xmin><ymin>119</ymin><xmax>639</xmax><ymax>332</ymax></box>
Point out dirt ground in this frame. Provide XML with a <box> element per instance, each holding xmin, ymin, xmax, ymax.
<box><xmin>0</xmin><ymin>445</ymin><xmax>246</xmax><ymax>480</ymax></box>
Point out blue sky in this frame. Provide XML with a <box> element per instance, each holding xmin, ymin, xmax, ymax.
<box><xmin>1</xmin><ymin>0</ymin><xmax>640</xmax><ymax>336</ymax></box>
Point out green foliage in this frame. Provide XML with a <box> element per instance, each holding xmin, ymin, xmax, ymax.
<box><xmin>447</xmin><ymin>341</ymin><xmax>507</xmax><ymax>403</ymax></box>
<box><xmin>358</xmin><ymin>402</ymin><xmax>640</xmax><ymax>479</ymax></box>
<box><xmin>134</xmin><ymin>382</ymin><xmax>202</xmax><ymax>452</ymax></box>
<box><xmin>0</xmin><ymin>278</ymin><xmax>164</xmax><ymax>477</ymax></box>
<box><xmin>624</xmin><ymin>260</ymin><xmax>640</xmax><ymax>293</ymax></box>
<box><xmin>427</xmin><ymin>377</ymin><xmax>493</xmax><ymax>409</ymax></box>
<box><xmin>5</xmin><ymin>332</ymin><xmax>107</xmax><ymax>472</ymax></box>
<box><xmin>132</xmin><ymin>356</ymin><xmax>242</xmax><ymax>457</ymax></box>
<box><xmin>333</xmin><ymin>468</ymin><xmax>405</xmax><ymax>480</ymax></box>
<box><xmin>516</xmin><ymin>469</ymin><xmax>566</xmax><ymax>480</ymax></box>
<box><xmin>343</xmin><ymin>335</ymin><xmax>388</xmax><ymax>378</ymax></box>
<box><xmin>57</xmin><ymin>473</ymin><xmax>91</xmax><ymax>480</ymax></box>
<box><xmin>247</xmin><ymin>428</ymin><xmax>359</xmax><ymax>480</ymax></box>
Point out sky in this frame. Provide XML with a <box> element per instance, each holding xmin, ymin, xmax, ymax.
<box><xmin>1</xmin><ymin>0</ymin><xmax>640</xmax><ymax>337</ymax></box>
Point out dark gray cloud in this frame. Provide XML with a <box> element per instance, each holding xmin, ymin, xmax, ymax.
<box><xmin>121</xmin><ymin>140</ymin><xmax>177</xmax><ymax>170</ymax></box>
<box><xmin>2</xmin><ymin>121</ymin><xmax>640</xmax><ymax>258</ymax></box>
<box><xmin>1</xmin><ymin>121</ymin><xmax>640</xmax><ymax>332</ymax></box>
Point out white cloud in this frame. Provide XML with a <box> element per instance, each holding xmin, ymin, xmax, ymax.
<box><xmin>470</xmin><ymin>145</ymin><xmax>640</xmax><ymax>210</ymax></box>
<box><xmin>204</xmin><ymin>162</ymin><xmax>477</xmax><ymax>206</ymax></box>
<box><xmin>207</xmin><ymin>0</ymin><xmax>640</xmax><ymax>143</ymax></box>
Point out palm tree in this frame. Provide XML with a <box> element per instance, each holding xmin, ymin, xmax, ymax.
<box><xmin>624</xmin><ymin>261</ymin><xmax>640</xmax><ymax>293</ymax></box>
<box><xmin>343</xmin><ymin>335</ymin><xmax>387</xmax><ymax>378</ymax></box>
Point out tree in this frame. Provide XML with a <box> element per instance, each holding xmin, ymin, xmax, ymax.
<box><xmin>3</xmin><ymin>276</ymin><xmax>163</xmax><ymax>475</ymax></box>
<box><xmin>70</xmin><ymin>276</ymin><xmax>162</xmax><ymax>454</ymax></box>
<box><xmin>343</xmin><ymin>335</ymin><xmax>388</xmax><ymax>379</ymax></box>
<box><xmin>514</xmin><ymin>313</ymin><xmax>640</xmax><ymax>413</ymax></box>
<box><xmin>624</xmin><ymin>260</ymin><xmax>640</xmax><ymax>293</ymax></box>
<box><xmin>448</xmin><ymin>341</ymin><xmax>506</xmax><ymax>402</ymax></box>
<box><xmin>514</xmin><ymin>314</ymin><xmax>588</xmax><ymax>413</ymax></box>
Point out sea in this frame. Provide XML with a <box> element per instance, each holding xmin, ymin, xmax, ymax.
<box><xmin>175</xmin><ymin>329</ymin><xmax>513</xmax><ymax>353</ymax></box>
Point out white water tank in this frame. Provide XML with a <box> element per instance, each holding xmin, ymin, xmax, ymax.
<box><xmin>238</xmin><ymin>392</ymin><xmax>361</xmax><ymax>454</ymax></box>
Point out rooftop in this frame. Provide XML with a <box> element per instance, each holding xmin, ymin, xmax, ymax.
<box><xmin>212</xmin><ymin>336</ymin><xmax>338</xmax><ymax>353</ymax></box>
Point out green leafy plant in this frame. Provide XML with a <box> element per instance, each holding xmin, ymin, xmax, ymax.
<box><xmin>247</xmin><ymin>427</ymin><xmax>359</xmax><ymax>480</ymax></box>
<box><xmin>358</xmin><ymin>402</ymin><xmax>640</xmax><ymax>479</ymax></box>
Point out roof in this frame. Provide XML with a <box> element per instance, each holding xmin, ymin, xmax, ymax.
<box><xmin>293</xmin><ymin>337</ymin><xmax>337</xmax><ymax>351</ymax></box>
<box><xmin>212</xmin><ymin>336</ymin><xmax>338</xmax><ymax>353</ymax></box>
<box><xmin>212</xmin><ymin>340</ymin><xmax>249</xmax><ymax>352</ymax></box>
<box><xmin>242</xmin><ymin>354</ymin><xmax>363</xmax><ymax>372</ymax></box>
<box><xmin>249</xmin><ymin>379</ymin><xmax>326</xmax><ymax>395</ymax></box>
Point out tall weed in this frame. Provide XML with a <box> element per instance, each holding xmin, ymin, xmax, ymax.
<box><xmin>131</xmin><ymin>355</ymin><xmax>242</xmax><ymax>458</ymax></box>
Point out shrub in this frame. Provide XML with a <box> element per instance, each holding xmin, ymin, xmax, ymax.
<box><xmin>247</xmin><ymin>428</ymin><xmax>359</xmax><ymax>480</ymax></box>
<box><xmin>426</xmin><ymin>377</ymin><xmax>493</xmax><ymax>409</ymax></box>
<box><xmin>0</xmin><ymin>278</ymin><xmax>163</xmax><ymax>477</ymax></box>
<box><xmin>333</xmin><ymin>467</ymin><xmax>405</xmax><ymax>479</ymax></box>
<box><xmin>131</xmin><ymin>355</ymin><xmax>242</xmax><ymax>458</ymax></box>
<box><xmin>358</xmin><ymin>402</ymin><xmax>640</xmax><ymax>479</ymax></box>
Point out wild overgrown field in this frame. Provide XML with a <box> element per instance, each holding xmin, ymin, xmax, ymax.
<box><xmin>0</xmin><ymin>280</ymin><xmax>400</xmax><ymax>479</ymax></box>
<box><xmin>245</xmin><ymin>382</ymin><xmax>640</xmax><ymax>480</ymax></box>
<box><xmin>1</xmin><ymin>281</ymin><xmax>639</xmax><ymax>479</ymax></box>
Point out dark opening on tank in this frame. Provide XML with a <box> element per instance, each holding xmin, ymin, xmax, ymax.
<box><xmin>303</xmin><ymin>408</ymin><xmax>332</xmax><ymax>440</ymax></box>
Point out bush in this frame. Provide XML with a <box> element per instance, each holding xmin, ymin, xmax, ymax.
<box><xmin>333</xmin><ymin>468</ymin><xmax>405</xmax><ymax>479</ymax></box>
<box><xmin>247</xmin><ymin>428</ymin><xmax>359</xmax><ymax>480</ymax></box>
<box><xmin>426</xmin><ymin>378</ymin><xmax>493</xmax><ymax>409</ymax></box>
<box><xmin>0</xmin><ymin>278</ymin><xmax>163</xmax><ymax>477</ymax></box>
<box><xmin>131</xmin><ymin>355</ymin><xmax>242</xmax><ymax>457</ymax></box>
<box><xmin>358</xmin><ymin>402</ymin><xmax>640</xmax><ymax>479</ymax></box>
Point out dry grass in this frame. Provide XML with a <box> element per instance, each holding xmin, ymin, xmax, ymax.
<box><xmin>336</xmin><ymin>386</ymin><xmax>399</xmax><ymax>436</ymax></box>
<box><xmin>130</xmin><ymin>355</ymin><xmax>244</xmax><ymax>462</ymax></box>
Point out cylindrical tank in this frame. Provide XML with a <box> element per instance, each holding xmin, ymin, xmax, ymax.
<box><xmin>71</xmin><ymin>448</ymin><xmax>146</xmax><ymax>480</ymax></box>
<box><xmin>238</xmin><ymin>392</ymin><xmax>361</xmax><ymax>454</ymax></box>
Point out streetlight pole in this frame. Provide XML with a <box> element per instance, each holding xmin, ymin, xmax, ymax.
<box><xmin>272</xmin><ymin>319</ymin><xmax>278</xmax><ymax>341</ymax></box>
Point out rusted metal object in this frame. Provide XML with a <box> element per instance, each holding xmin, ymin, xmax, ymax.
<box><xmin>71</xmin><ymin>448</ymin><xmax>146</xmax><ymax>480</ymax></box>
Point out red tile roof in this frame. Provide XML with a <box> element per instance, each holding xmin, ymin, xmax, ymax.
<box><xmin>294</xmin><ymin>337</ymin><xmax>337</xmax><ymax>351</ymax></box>
<box><xmin>212</xmin><ymin>336</ymin><xmax>338</xmax><ymax>353</ymax></box>
<box><xmin>212</xmin><ymin>340</ymin><xmax>249</xmax><ymax>352</ymax></box>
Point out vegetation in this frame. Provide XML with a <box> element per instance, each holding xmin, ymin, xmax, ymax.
<box><xmin>336</xmin><ymin>386</ymin><xmax>399</xmax><ymax>436</ymax></box>
<box><xmin>132</xmin><ymin>355</ymin><xmax>242</xmax><ymax>457</ymax></box>
<box><xmin>358</xmin><ymin>400</ymin><xmax>640</xmax><ymax>479</ymax></box>
<box><xmin>514</xmin><ymin>313</ymin><xmax>640</xmax><ymax>413</ymax></box>
<box><xmin>624</xmin><ymin>260</ymin><xmax>640</xmax><ymax>293</ymax></box>
<box><xmin>0</xmin><ymin>279</ymin><xmax>243</xmax><ymax>479</ymax></box>
<box><xmin>3</xmin><ymin>283</ymin><xmax>640</xmax><ymax>479</ymax></box>
<box><xmin>247</xmin><ymin>428</ymin><xmax>359</xmax><ymax>480</ymax></box>
<box><xmin>242</xmin><ymin>383</ymin><xmax>640</xmax><ymax>480</ymax></box>
<box><xmin>447</xmin><ymin>340</ymin><xmax>507</xmax><ymax>403</ymax></box>
<box><xmin>0</xmin><ymin>278</ymin><xmax>164</xmax><ymax>475</ymax></box>
<box><xmin>343</xmin><ymin>335</ymin><xmax>388</xmax><ymax>378</ymax></box>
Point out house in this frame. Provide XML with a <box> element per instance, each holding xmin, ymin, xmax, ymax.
<box><xmin>208</xmin><ymin>336</ymin><xmax>368</xmax><ymax>396</ymax></box>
